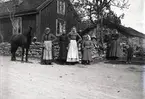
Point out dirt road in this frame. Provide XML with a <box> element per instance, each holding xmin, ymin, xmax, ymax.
<box><xmin>0</xmin><ymin>56</ymin><xmax>144</xmax><ymax>99</ymax></box>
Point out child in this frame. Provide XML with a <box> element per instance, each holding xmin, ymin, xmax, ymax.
<box><xmin>82</xmin><ymin>35</ymin><xmax>93</xmax><ymax>65</ymax></box>
<box><xmin>66</xmin><ymin>27</ymin><xmax>82</xmax><ymax>65</ymax></box>
<box><xmin>126</xmin><ymin>44</ymin><xmax>133</xmax><ymax>63</ymax></box>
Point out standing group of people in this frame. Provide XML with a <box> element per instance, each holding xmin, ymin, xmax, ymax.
<box><xmin>40</xmin><ymin>27</ymin><xmax>134</xmax><ymax>65</ymax></box>
<box><xmin>105</xmin><ymin>29</ymin><xmax>134</xmax><ymax>63</ymax></box>
<box><xmin>41</xmin><ymin>26</ymin><xmax>93</xmax><ymax>65</ymax></box>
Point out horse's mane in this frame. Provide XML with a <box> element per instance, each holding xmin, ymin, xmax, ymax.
<box><xmin>23</xmin><ymin>27</ymin><xmax>32</xmax><ymax>36</ymax></box>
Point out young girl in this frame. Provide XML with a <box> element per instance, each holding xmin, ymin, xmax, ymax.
<box><xmin>67</xmin><ymin>27</ymin><xmax>82</xmax><ymax>64</ymax></box>
<box><xmin>41</xmin><ymin>27</ymin><xmax>57</xmax><ymax>65</ymax></box>
<box><xmin>82</xmin><ymin>35</ymin><xmax>93</xmax><ymax>65</ymax></box>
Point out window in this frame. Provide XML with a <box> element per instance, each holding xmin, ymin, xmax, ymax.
<box><xmin>57</xmin><ymin>0</ymin><xmax>65</xmax><ymax>15</ymax></box>
<box><xmin>13</xmin><ymin>17</ymin><xmax>22</xmax><ymax>34</ymax></box>
<box><xmin>56</xmin><ymin>19</ymin><xmax>66</xmax><ymax>36</ymax></box>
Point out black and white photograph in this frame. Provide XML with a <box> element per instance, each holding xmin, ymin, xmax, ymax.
<box><xmin>0</xmin><ymin>0</ymin><xmax>145</xmax><ymax>99</ymax></box>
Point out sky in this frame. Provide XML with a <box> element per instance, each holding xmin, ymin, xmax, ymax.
<box><xmin>112</xmin><ymin>0</ymin><xmax>144</xmax><ymax>34</ymax></box>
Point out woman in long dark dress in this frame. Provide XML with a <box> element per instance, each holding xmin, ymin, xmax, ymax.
<box><xmin>109</xmin><ymin>31</ymin><xmax>121</xmax><ymax>60</ymax></box>
<box><xmin>67</xmin><ymin>27</ymin><xmax>82</xmax><ymax>64</ymax></box>
<box><xmin>82</xmin><ymin>35</ymin><xmax>93</xmax><ymax>65</ymax></box>
<box><xmin>41</xmin><ymin>27</ymin><xmax>57</xmax><ymax>65</ymax></box>
<box><xmin>59</xmin><ymin>31</ymin><xmax>68</xmax><ymax>64</ymax></box>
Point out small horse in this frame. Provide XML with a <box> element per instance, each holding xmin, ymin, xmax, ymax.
<box><xmin>10</xmin><ymin>26</ymin><xmax>34</xmax><ymax>62</ymax></box>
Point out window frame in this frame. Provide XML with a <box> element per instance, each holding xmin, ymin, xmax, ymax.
<box><xmin>57</xmin><ymin>0</ymin><xmax>66</xmax><ymax>15</ymax></box>
<box><xmin>56</xmin><ymin>18</ymin><xmax>66</xmax><ymax>36</ymax></box>
<box><xmin>13</xmin><ymin>17</ymin><xmax>22</xmax><ymax>34</ymax></box>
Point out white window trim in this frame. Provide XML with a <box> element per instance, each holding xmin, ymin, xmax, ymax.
<box><xmin>61</xmin><ymin>1</ymin><xmax>65</xmax><ymax>15</ymax></box>
<box><xmin>19</xmin><ymin>17</ymin><xmax>22</xmax><ymax>34</ymax></box>
<box><xmin>57</xmin><ymin>0</ymin><xmax>59</xmax><ymax>14</ymax></box>
<box><xmin>13</xmin><ymin>17</ymin><xmax>22</xmax><ymax>34</ymax></box>
<box><xmin>59</xmin><ymin>1</ymin><xmax>62</xmax><ymax>14</ymax></box>
<box><xmin>56</xmin><ymin>18</ymin><xmax>66</xmax><ymax>36</ymax></box>
<box><xmin>57</xmin><ymin>0</ymin><xmax>65</xmax><ymax>15</ymax></box>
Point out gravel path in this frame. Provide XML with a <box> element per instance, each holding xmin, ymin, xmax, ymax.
<box><xmin>0</xmin><ymin>56</ymin><xmax>144</xmax><ymax>99</ymax></box>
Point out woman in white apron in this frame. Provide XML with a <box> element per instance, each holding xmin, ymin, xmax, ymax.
<box><xmin>67</xmin><ymin>27</ymin><xmax>82</xmax><ymax>64</ymax></box>
<box><xmin>41</xmin><ymin>27</ymin><xmax>57</xmax><ymax>65</ymax></box>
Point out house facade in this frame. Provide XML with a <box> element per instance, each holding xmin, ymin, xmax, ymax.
<box><xmin>0</xmin><ymin>0</ymin><xmax>81</xmax><ymax>59</ymax></box>
<box><xmin>0</xmin><ymin>0</ymin><xmax>81</xmax><ymax>42</ymax></box>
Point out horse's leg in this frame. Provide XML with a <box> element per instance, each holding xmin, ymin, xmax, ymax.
<box><xmin>11</xmin><ymin>43</ymin><xmax>17</xmax><ymax>61</ymax></box>
<box><xmin>25</xmin><ymin>48</ymin><xmax>29</xmax><ymax>62</ymax></box>
<box><xmin>21</xmin><ymin>47</ymin><xmax>25</xmax><ymax>62</ymax></box>
<box><xmin>11</xmin><ymin>43</ymin><xmax>14</xmax><ymax>61</ymax></box>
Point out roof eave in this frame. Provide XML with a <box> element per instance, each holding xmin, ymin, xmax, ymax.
<box><xmin>0</xmin><ymin>0</ymin><xmax>54</xmax><ymax>19</ymax></box>
<box><xmin>36</xmin><ymin>0</ymin><xmax>54</xmax><ymax>11</ymax></box>
<box><xmin>0</xmin><ymin>10</ymin><xmax>38</xmax><ymax>19</ymax></box>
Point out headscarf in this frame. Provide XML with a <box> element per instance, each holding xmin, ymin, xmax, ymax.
<box><xmin>87</xmin><ymin>35</ymin><xmax>91</xmax><ymax>40</ymax></box>
<box><xmin>45</xmin><ymin>27</ymin><xmax>50</xmax><ymax>34</ymax></box>
<box><xmin>71</xmin><ymin>26</ymin><xmax>77</xmax><ymax>33</ymax></box>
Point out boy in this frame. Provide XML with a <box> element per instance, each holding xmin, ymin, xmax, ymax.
<box><xmin>126</xmin><ymin>44</ymin><xmax>133</xmax><ymax>63</ymax></box>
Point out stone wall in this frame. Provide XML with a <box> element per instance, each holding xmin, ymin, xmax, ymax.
<box><xmin>0</xmin><ymin>42</ymin><xmax>42</xmax><ymax>59</ymax></box>
<box><xmin>0</xmin><ymin>42</ymin><xmax>101</xmax><ymax>61</ymax></box>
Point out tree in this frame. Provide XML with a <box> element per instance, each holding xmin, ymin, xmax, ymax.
<box><xmin>71</xmin><ymin>0</ymin><xmax>129</xmax><ymax>25</ymax></box>
<box><xmin>71</xmin><ymin>0</ymin><xmax>130</xmax><ymax>56</ymax></box>
<box><xmin>0</xmin><ymin>0</ymin><xmax>22</xmax><ymax>34</ymax></box>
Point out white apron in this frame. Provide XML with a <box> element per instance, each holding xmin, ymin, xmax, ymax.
<box><xmin>67</xmin><ymin>40</ymin><xmax>79</xmax><ymax>62</ymax></box>
<box><xmin>43</xmin><ymin>41</ymin><xmax>52</xmax><ymax>60</ymax></box>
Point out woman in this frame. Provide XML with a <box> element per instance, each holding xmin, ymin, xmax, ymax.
<box><xmin>41</xmin><ymin>27</ymin><xmax>57</xmax><ymax>65</ymax></box>
<box><xmin>67</xmin><ymin>27</ymin><xmax>82</xmax><ymax>64</ymax></box>
<box><xmin>109</xmin><ymin>30</ymin><xmax>121</xmax><ymax>60</ymax></box>
<box><xmin>59</xmin><ymin>31</ymin><xmax>68</xmax><ymax>64</ymax></box>
<box><xmin>82</xmin><ymin>35</ymin><xmax>93</xmax><ymax>65</ymax></box>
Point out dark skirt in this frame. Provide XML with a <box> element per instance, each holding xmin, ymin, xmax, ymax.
<box><xmin>127</xmin><ymin>47</ymin><xmax>133</xmax><ymax>61</ymax></box>
<box><xmin>109</xmin><ymin>40</ymin><xmax>121</xmax><ymax>58</ymax></box>
<box><xmin>59</xmin><ymin>42</ymin><xmax>67</xmax><ymax>61</ymax></box>
<box><xmin>82</xmin><ymin>48</ymin><xmax>92</xmax><ymax>61</ymax></box>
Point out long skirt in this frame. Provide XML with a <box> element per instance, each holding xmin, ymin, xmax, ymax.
<box><xmin>67</xmin><ymin>40</ymin><xmax>79</xmax><ymax>62</ymax></box>
<box><xmin>43</xmin><ymin>41</ymin><xmax>52</xmax><ymax>61</ymax></box>
<box><xmin>109</xmin><ymin>40</ymin><xmax>121</xmax><ymax>58</ymax></box>
<box><xmin>82</xmin><ymin>48</ymin><xmax>92</xmax><ymax>61</ymax></box>
<box><xmin>127</xmin><ymin>48</ymin><xmax>133</xmax><ymax>62</ymax></box>
<box><xmin>59</xmin><ymin>42</ymin><xmax>67</xmax><ymax>61</ymax></box>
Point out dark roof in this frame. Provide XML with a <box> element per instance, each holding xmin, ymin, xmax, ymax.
<box><xmin>0</xmin><ymin>0</ymin><xmax>51</xmax><ymax>17</ymax></box>
<box><xmin>81</xmin><ymin>19</ymin><xmax>145</xmax><ymax>39</ymax></box>
<box><xmin>103</xmin><ymin>20</ymin><xmax>145</xmax><ymax>38</ymax></box>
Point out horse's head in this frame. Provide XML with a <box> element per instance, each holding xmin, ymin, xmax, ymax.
<box><xmin>25</xmin><ymin>26</ymin><xmax>37</xmax><ymax>44</ymax></box>
<box><xmin>28</xmin><ymin>26</ymin><xmax>32</xmax><ymax>36</ymax></box>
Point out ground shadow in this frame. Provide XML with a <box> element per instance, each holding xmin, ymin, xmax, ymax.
<box><xmin>126</xmin><ymin>66</ymin><xmax>145</xmax><ymax>72</ymax></box>
<box><xmin>104</xmin><ymin>60</ymin><xmax>145</xmax><ymax>66</ymax></box>
<box><xmin>11</xmin><ymin>59</ymin><xmax>34</xmax><ymax>64</ymax></box>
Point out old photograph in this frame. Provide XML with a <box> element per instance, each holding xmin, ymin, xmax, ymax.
<box><xmin>0</xmin><ymin>0</ymin><xmax>145</xmax><ymax>99</ymax></box>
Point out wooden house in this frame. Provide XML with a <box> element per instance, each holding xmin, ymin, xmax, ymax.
<box><xmin>0</xmin><ymin>0</ymin><xmax>81</xmax><ymax>42</ymax></box>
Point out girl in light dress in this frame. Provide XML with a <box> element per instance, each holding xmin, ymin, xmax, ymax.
<box><xmin>82</xmin><ymin>35</ymin><xmax>93</xmax><ymax>65</ymax></box>
<box><xmin>67</xmin><ymin>27</ymin><xmax>82</xmax><ymax>65</ymax></box>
